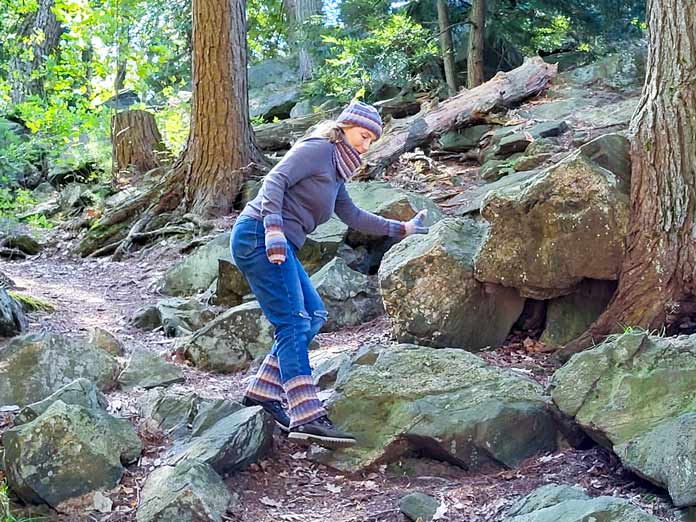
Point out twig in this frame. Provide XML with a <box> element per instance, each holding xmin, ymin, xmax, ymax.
<box><xmin>364</xmin><ymin>508</ymin><xmax>398</xmax><ymax>521</ymax></box>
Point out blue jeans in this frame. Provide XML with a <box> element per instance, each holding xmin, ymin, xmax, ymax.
<box><xmin>230</xmin><ymin>216</ymin><xmax>328</xmax><ymax>382</ymax></box>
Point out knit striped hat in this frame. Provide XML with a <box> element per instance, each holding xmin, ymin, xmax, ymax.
<box><xmin>336</xmin><ymin>101</ymin><xmax>382</xmax><ymax>139</ymax></box>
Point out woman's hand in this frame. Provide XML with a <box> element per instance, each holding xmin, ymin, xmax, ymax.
<box><xmin>403</xmin><ymin>209</ymin><xmax>429</xmax><ymax>236</ymax></box>
<box><xmin>263</xmin><ymin>215</ymin><xmax>287</xmax><ymax>264</ymax></box>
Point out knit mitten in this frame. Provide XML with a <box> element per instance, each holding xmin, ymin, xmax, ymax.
<box><xmin>387</xmin><ymin>209</ymin><xmax>429</xmax><ymax>238</ymax></box>
<box><xmin>263</xmin><ymin>215</ymin><xmax>287</xmax><ymax>264</ymax></box>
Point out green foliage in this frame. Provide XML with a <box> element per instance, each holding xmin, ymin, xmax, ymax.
<box><xmin>154</xmin><ymin>89</ymin><xmax>190</xmax><ymax>156</ymax></box>
<box><xmin>1</xmin><ymin>480</ymin><xmax>47</xmax><ymax>522</ymax></box>
<box><xmin>0</xmin><ymin>186</ymin><xmax>52</xmax><ymax>228</ymax></box>
<box><xmin>310</xmin><ymin>13</ymin><xmax>439</xmax><ymax>102</ymax></box>
<box><xmin>7</xmin><ymin>291</ymin><xmax>56</xmax><ymax>312</ymax></box>
<box><xmin>247</xmin><ymin>0</ymin><xmax>286</xmax><ymax>63</ymax></box>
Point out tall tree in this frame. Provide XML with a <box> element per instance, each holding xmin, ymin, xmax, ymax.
<box><xmin>436</xmin><ymin>0</ymin><xmax>458</xmax><ymax>95</ymax></box>
<box><xmin>8</xmin><ymin>0</ymin><xmax>64</xmax><ymax>104</ymax></box>
<box><xmin>466</xmin><ymin>0</ymin><xmax>486</xmax><ymax>88</ymax></box>
<box><xmin>167</xmin><ymin>0</ymin><xmax>263</xmax><ymax>217</ymax></box>
<box><xmin>561</xmin><ymin>0</ymin><xmax>696</xmax><ymax>359</ymax></box>
<box><xmin>284</xmin><ymin>0</ymin><xmax>322</xmax><ymax>81</ymax></box>
<box><xmin>82</xmin><ymin>0</ymin><xmax>265</xmax><ymax>258</ymax></box>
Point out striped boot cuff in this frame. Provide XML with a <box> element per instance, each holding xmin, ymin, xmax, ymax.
<box><xmin>245</xmin><ymin>355</ymin><xmax>284</xmax><ymax>402</ymax></box>
<box><xmin>285</xmin><ymin>375</ymin><xmax>326</xmax><ymax>428</ymax></box>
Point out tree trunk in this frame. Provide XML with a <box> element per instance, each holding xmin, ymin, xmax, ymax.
<box><xmin>167</xmin><ymin>0</ymin><xmax>264</xmax><ymax>218</ymax></box>
<box><xmin>9</xmin><ymin>0</ymin><xmax>64</xmax><ymax>104</ymax></box>
<box><xmin>467</xmin><ymin>0</ymin><xmax>486</xmax><ymax>89</ymax></box>
<box><xmin>560</xmin><ymin>0</ymin><xmax>696</xmax><ymax>360</ymax></box>
<box><xmin>77</xmin><ymin>0</ymin><xmax>265</xmax><ymax>259</ymax></box>
<box><xmin>358</xmin><ymin>57</ymin><xmax>557</xmax><ymax>179</ymax></box>
<box><xmin>111</xmin><ymin>110</ymin><xmax>170</xmax><ymax>178</ymax></box>
<box><xmin>284</xmin><ymin>0</ymin><xmax>322</xmax><ymax>81</ymax></box>
<box><xmin>437</xmin><ymin>0</ymin><xmax>458</xmax><ymax>95</ymax></box>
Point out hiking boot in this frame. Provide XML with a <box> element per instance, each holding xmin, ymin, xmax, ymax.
<box><xmin>287</xmin><ymin>416</ymin><xmax>356</xmax><ymax>448</ymax></box>
<box><xmin>242</xmin><ymin>396</ymin><xmax>290</xmax><ymax>432</ymax></box>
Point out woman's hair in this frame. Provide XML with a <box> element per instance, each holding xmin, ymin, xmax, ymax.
<box><xmin>310</xmin><ymin>120</ymin><xmax>353</xmax><ymax>143</ymax></box>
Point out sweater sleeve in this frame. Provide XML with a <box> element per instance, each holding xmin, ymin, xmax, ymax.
<box><xmin>334</xmin><ymin>183</ymin><xmax>405</xmax><ymax>238</ymax></box>
<box><xmin>260</xmin><ymin>139</ymin><xmax>333</xmax><ymax>227</ymax></box>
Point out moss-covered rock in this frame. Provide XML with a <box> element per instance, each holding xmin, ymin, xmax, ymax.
<box><xmin>474</xmin><ymin>150</ymin><xmax>630</xmax><ymax>299</ymax></box>
<box><xmin>2</xmin><ymin>401</ymin><xmax>142</xmax><ymax>507</ymax></box>
<box><xmin>0</xmin><ymin>289</ymin><xmax>27</xmax><ymax>337</ymax></box>
<box><xmin>616</xmin><ymin>413</ymin><xmax>696</xmax><ymax>507</ymax></box>
<box><xmin>0</xmin><ymin>332</ymin><xmax>121</xmax><ymax>407</ymax></box>
<box><xmin>310</xmin><ymin>257</ymin><xmax>383</xmax><ymax>331</ymax></box>
<box><xmin>379</xmin><ymin>218</ymin><xmax>524</xmax><ymax>350</ymax></box>
<box><xmin>318</xmin><ymin>344</ymin><xmax>558</xmax><ymax>472</ymax></box>
<box><xmin>167</xmin><ymin>406</ymin><xmax>273</xmax><ymax>476</ymax></box>
<box><xmin>180</xmin><ymin>301</ymin><xmax>273</xmax><ymax>373</ymax></box>
<box><xmin>503</xmin><ymin>484</ymin><xmax>658</xmax><ymax>521</ymax></box>
<box><xmin>159</xmin><ymin>233</ymin><xmax>232</xmax><ymax>297</ymax></box>
<box><xmin>136</xmin><ymin>459</ymin><xmax>233</xmax><ymax>522</ymax></box>
<box><xmin>540</xmin><ymin>279</ymin><xmax>616</xmax><ymax>348</ymax></box>
<box><xmin>551</xmin><ymin>331</ymin><xmax>696</xmax><ymax>449</ymax></box>
<box><xmin>118</xmin><ymin>348</ymin><xmax>185</xmax><ymax>390</ymax></box>
<box><xmin>14</xmin><ymin>378</ymin><xmax>108</xmax><ymax>426</ymax></box>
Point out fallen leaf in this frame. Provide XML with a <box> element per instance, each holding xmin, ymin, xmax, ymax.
<box><xmin>433</xmin><ymin>501</ymin><xmax>448</xmax><ymax>520</ymax></box>
<box><xmin>325</xmin><ymin>483</ymin><xmax>342</xmax><ymax>494</ymax></box>
<box><xmin>260</xmin><ymin>496</ymin><xmax>283</xmax><ymax>508</ymax></box>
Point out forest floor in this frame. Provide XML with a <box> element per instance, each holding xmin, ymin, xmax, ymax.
<box><xmin>0</xmin><ymin>159</ymin><xmax>685</xmax><ymax>522</ymax></box>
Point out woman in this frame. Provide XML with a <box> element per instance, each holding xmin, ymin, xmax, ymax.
<box><xmin>231</xmin><ymin>100</ymin><xmax>428</xmax><ymax>449</ymax></box>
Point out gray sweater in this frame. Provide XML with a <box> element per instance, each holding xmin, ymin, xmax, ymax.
<box><xmin>241</xmin><ymin>137</ymin><xmax>399</xmax><ymax>249</ymax></box>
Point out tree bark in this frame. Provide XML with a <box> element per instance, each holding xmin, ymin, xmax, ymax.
<box><xmin>358</xmin><ymin>57</ymin><xmax>557</xmax><ymax>179</ymax></box>
<box><xmin>167</xmin><ymin>0</ymin><xmax>264</xmax><ymax>218</ymax></box>
<box><xmin>111</xmin><ymin>110</ymin><xmax>170</xmax><ymax>178</ymax></box>
<box><xmin>560</xmin><ymin>0</ymin><xmax>696</xmax><ymax>360</ymax></box>
<box><xmin>467</xmin><ymin>0</ymin><xmax>486</xmax><ymax>89</ymax></box>
<box><xmin>284</xmin><ymin>0</ymin><xmax>322</xmax><ymax>81</ymax></box>
<box><xmin>9</xmin><ymin>0</ymin><xmax>64</xmax><ymax>104</ymax></box>
<box><xmin>77</xmin><ymin>0</ymin><xmax>265</xmax><ymax>258</ymax></box>
<box><xmin>437</xmin><ymin>0</ymin><xmax>458</xmax><ymax>96</ymax></box>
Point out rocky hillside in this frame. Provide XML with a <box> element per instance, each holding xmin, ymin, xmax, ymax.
<box><xmin>1</xmin><ymin>43</ymin><xmax>694</xmax><ymax>522</ymax></box>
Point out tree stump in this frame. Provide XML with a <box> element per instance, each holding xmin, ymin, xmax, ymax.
<box><xmin>111</xmin><ymin>110</ymin><xmax>169</xmax><ymax>178</ymax></box>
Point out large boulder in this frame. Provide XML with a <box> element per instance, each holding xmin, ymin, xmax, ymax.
<box><xmin>318</xmin><ymin>344</ymin><xmax>559</xmax><ymax>472</ymax></box>
<box><xmin>0</xmin><ymin>332</ymin><xmax>121</xmax><ymax>407</ymax></box>
<box><xmin>302</xmin><ymin>181</ymin><xmax>443</xmax><ymax>274</ymax></box>
<box><xmin>379</xmin><ymin>218</ymin><xmax>525</xmax><ymax>350</ymax></box>
<box><xmin>503</xmin><ymin>484</ymin><xmax>659</xmax><ymax>522</ymax></box>
<box><xmin>310</xmin><ymin>257</ymin><xmax>383</xmax><ymax>331</ymax></box>
<box><xmin>551</xmin><ymin>332</ymin><xmax>696</xmax><ymax>447</ymax></box>
<box><xmin>248</xmin><ymin>59</ymin><xmax>301</xmax><ymax>120</ymax></box>
<box><xmin>158</xmin><ymin>233</ymin><xmax>231</xmax><ymax>296</ymax></box>
<box><xmin>551</xmin><ymin>332</ymin><xmax>696</xmax><ymax>505</ymax></box>
<box><xmin>2</xmin><ymin>401</ymin><xmax>142</xmax><ymax>507</ymax></box>
<box><xmin>0</xmin><ymin>289</ymin><xmax>28</xmax><ymax>337</ymax></box>
<box><xmin>561</xmin><ymin>40</ymin><xmax>647</xmax><ymax>91</ymax></box>
<box><xmin>179</xmin><ymin>301</ymin><xmax>273</xmax><ymax>373</ymax></box>
<box><xmin>474</xmin><ymin>149</ymin><xmax>630</xmax><ymax>299</ymax></box>
<box><xmin>136</xmin><ymin>459</ymin><xmax>233</xmax><ymax>522</ymax></box>
<box><xmin>616</xmin><ymin>414</ymin><xmax>696</xmax><ymax>508</ymax></box>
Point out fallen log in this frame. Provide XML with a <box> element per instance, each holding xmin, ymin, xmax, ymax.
<box><xmin>358</xmin><ymin>57</ymin><xmax>558</xmax><ymax>179</ymax></box>
<box><xmin>253</xmin><ymin>107</ymin><xmax>342</xmax><ymax>151</ymax></box>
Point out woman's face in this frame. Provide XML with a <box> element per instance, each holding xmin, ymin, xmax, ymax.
<box><xmin>343</xmin><ymin>126</ymin><xmax>378</xmax><ymax>154</ymax></box>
